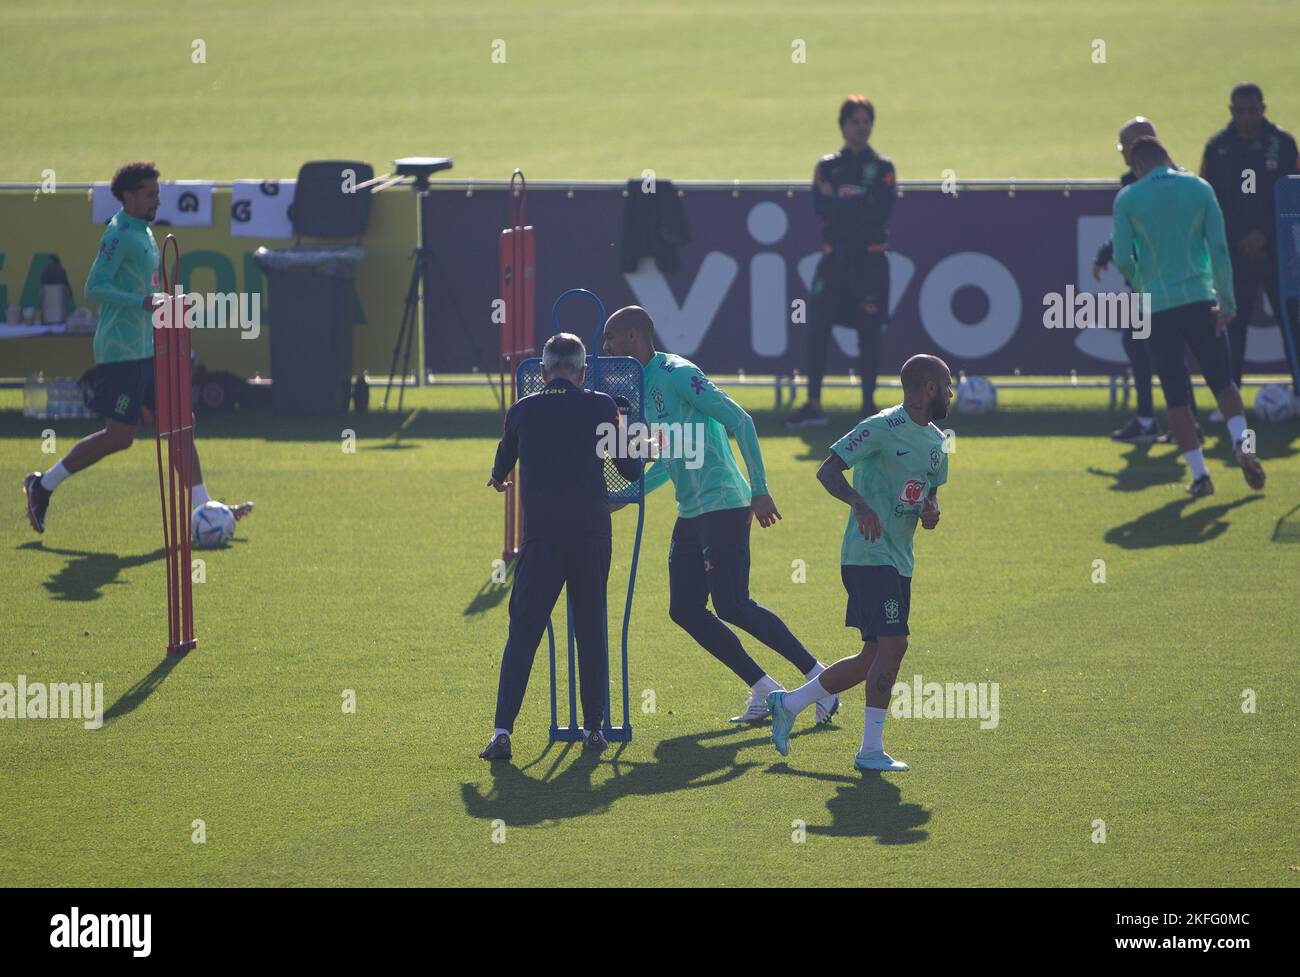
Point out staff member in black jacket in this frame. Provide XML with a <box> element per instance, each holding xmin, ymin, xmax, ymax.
<box><xmin>481</xmin><ymin>333</ymin><xmax>644</xmax><ymax>760</ymax></box>
<box><xmin>786</xmin><ymin>95</ymin><xmax>897</xmax><ymax>428</ymax></box>
<box><xmin>1201</xmin><ymin>82</ymin><xmax>1300</xmax><ymax>402</ymax></box>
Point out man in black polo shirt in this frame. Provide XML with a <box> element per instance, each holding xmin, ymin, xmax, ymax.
<box><xmin>786</xmin><ymin>95</ymin><xmax>897</xmax><ymax>428</ymax></box>
<box><xmin>481</xmin><ymin>333</ymin><xmax>644</xmax><ymax>760</ymax></box>
<box><xmin>1201</xmin><ymin>82</ymin><xmax>1300</xmax><ymax>404</ymax></box>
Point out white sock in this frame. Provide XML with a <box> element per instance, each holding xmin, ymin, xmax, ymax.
<box><xmin>1184</xmin><ymin>448</ymin><xmax>1209</xmax><ymax>479</ymax></box>
<box><xmin>1136</xmin><ymin>416</ymin><xmax>1153</xmax><ymax>428</ymax></box>
<box><xmin>192</xmin><ymin>483</ymin><xmax>210</xmax><ymax>507</ymax></box>
<box><xmin>803</xmin><ymin>661</ymin><xmax>826</xmax><ymax>681</ymax></box>
<box><xmin>1226</xmin><ymin>415</ymin><xmax>1247</xmax><ymax>445</ymax></box>
<box><xmin>861</xmin><ymin>705</ymin><xmax>888</xmax><ymax>754</ymax></box>
<box><xmin>493</xmin><ymin>727</ymin><xmax>510</xmax><ymax>740</ymax></box>
<box><xmin>783</xmin><ymin>677</ymin><xmax>828</xmax><ymax>716</ymax></box>
<box><xmin>751</xmin><ymin>674</ymin><xmax>781</xmax><ymax>698</ymax></box>
<box><xmin>40</xmin><ymin>461</ymin><xmax>71</xmax><ymax>492</ymax></box>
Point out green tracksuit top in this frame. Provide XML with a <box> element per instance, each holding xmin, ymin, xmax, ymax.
<box><xmin>85</xmin><ymin>209</ymin><xmax>158</xmax><ymax>364</ymax></box>
<box><xmin>1112</xmin><ymin>165</ymin><xmax>1236</xmax><ymax>317</ymax></box>
<box><xmin>641</xmin><ymin>352</ymin><xmax>769</xmax><ymax>518</ymax></box>
<box><xmin>831</xmin><ymin>404</ymin><xmax>949</xmax><ymax>577</ymax></box>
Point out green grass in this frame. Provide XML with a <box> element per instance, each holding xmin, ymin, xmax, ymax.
<box><xmin>3</xmin><ymin>1</ymin><xmax>1297</xmax><ymax>181</ymax></box>
<box><xmin>2</xmin><ymin>383</ymin><xmax>1297</xmax><ymax>886</ymax></box>
<box><xmin>4</xmin><ymin>0</ymin><xmax>1299</xmax><ymax>887</ymax></box>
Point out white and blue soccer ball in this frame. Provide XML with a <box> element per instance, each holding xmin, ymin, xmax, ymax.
<box><xmin>1253</xmin><ymin>383</ymin><xmax>1297</xmax><ymax>422</ymax></box>
<box><xmin>956</xmin><ymin>376</ymin><xmax>997</xmax><ymax>415</ymax></box>
<box><xmin>191</xmin><ymin>501</ymin><xmax>236</xmax><ymax>547</ymax></box>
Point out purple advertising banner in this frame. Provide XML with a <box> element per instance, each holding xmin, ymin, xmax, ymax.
<box><xmin>423</xmin><ymin>186</ymin><xmax>1290</xmax><ymax>376</ymax></box>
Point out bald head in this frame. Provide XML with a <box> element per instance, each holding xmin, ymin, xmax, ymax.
<box><xmin>1118</xmin><ymin>117</ymin><xmax>1157</xmax><ymax>164</ymax></box>
<box><xmin>606</xmin><ymin>305</ymin><xmax>654</xmax><ymax>339</ymax></box>
<box><xmin>601</xmin><ymin>305</ymin><xmax>657</xmax><ymax>363</ymax></box>
<box><xmin>900</xmin><ymin>354</ymin><xmax>950</xmax><ymax>391</ymax></box>
<box><xmin>900</xmin><ymin>354</ymin><xmax>953</xmax><ymax>422</ymax></box>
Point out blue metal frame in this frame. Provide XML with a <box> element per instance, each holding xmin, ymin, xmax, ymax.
<box><xmin>515</xmin><ymin>288</ymin><xmax>644</xmax><ymax>743</ymax></box>
<box><xmin>1273</xmin><ymin>176</ymin><xmax>1300</xmax><ymax>395</ymax></box>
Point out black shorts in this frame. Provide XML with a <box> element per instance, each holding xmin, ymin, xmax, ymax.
<box><xmin>1148</xmin><ymin>301</ymin><xmax>1234</xmax><ymax>409</ymax></box>
<box><xmin>842</xmin><ymin>564</ymin><xmax>911</xmax><ymax>641</ymax></box>
<box><xmin>88</xmin><ymin>357</ymin><xmax>155</xmax><ymax>425</ymax></box>
<box><xmin>812</xmin><ymin>250</ymin><xmax>890</xmax><ymax>327</ymax></box>
<box><xmin>668</xmin><ymin>506</ymin><xmax>754</xmax><ymax>612</ymax></box>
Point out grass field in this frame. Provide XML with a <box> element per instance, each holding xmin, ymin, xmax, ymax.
<box><xmin>2</xmin><ymin>382</ymin><xmax>1297</xmax><ymax>887</ymax></box>
<box><xmin>2</xmin><ymin>1</ymin><xmax>1297</xmax><ymax>182</ymax></box>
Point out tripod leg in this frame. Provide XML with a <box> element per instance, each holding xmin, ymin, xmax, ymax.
<box><xmin>385</xmin><ymin>255</ymin><xmax>422</xmax><ymax>411</ymax></box>
<box><xmin>398</xmin><ymin>248</ymin><xmax>427</xmax><ymax>414</ymax></box>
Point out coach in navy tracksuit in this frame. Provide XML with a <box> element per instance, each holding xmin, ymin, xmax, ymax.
<box><xmin>481</xmin><ymin>333</ymin><xmax>643</xmax><ymax>760</ymax></box>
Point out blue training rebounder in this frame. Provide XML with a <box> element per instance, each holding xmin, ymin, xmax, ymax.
<box><xmin>514</xmin><ymin>288</ymin><xmax>645</xmax><ymax>743</ymax></box>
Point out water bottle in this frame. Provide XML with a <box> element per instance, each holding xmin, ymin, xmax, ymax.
<box><xmin>41</xmin><ymin>256</ymin><xmax>71</xmax><ymax>325</ymax></box>
<box><xmin>23</xmin><ymin>372</ymin><xmax>47</xmax><ymax>418</ymax></box>
<box><xmin>50</xmin><ymin>380</ymin><xmax>68</xmax><ymax>419</ymax></box>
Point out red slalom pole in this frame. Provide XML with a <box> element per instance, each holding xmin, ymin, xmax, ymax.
<box><xmin>155</xmin><ymin>234</ymin><xmax>196</xmax><ymax>656</ymax></box>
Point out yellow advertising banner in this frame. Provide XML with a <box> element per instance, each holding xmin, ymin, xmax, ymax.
<box><xmin>0</xmin><ymin>187</ymin><xmax>417</xmax><ymax>380</ymax></box>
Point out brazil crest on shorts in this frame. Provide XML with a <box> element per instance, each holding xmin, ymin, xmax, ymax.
<box><xmin>830</xmin><ymin>404</ymin><xmax>949</xmax><ymax>576</ymax></box>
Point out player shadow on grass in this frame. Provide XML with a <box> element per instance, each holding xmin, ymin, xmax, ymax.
<box><xmin>463</xmin><ymin>561</ymin><xmax>515</xmax><ymax>616</ymax></box>
<box><xmin>1103</xmin><ymin>495</ymin><xmax>1261</xmax><ymax>549</ymax></box>
<box><xmin>1086</xmin><ymin>444</ymin><xmax>1186</xmax><ymax>492</ymax></box>
<box><xmin>461</xmin><ymin>726</ymin><xmax>774</xmax><ymax>827</ymax></box>
<box><xmin>764</xmin><ymin>763</ymin><xmax>930</xmax><ymax>844</ymax></box>
<box><xmin>16</xmin><ymin>541</ymin><xmax>167</xmax><ymax>602</ymax></box>
<box><xmin>461</xmin><ymin>725</ymin><xmax>923</xmax><ymax>842</ymax></box>
<box><xmin>101</xmin><ymin>655</ymin><xmax>183</xmax><ymax>725</ymax></box>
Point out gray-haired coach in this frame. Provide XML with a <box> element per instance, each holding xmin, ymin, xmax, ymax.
<box><xmin>481</xmin><ymin>333</ymin><xmax>644</xmax><ymax>760</ymax></box>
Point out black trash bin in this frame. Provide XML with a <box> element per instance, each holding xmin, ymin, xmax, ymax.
<box><xmin>252</xmin><ymin>245</ymin><xmax>364</xmax><ymax>415</ymax></box>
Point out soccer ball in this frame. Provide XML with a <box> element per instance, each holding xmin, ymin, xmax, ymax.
<box><xmin>191</xmin><ymin>501</ymin><xmax>236</xmax><ymax>547</ymax></box>
<box><xmin>956</xmin><ymin>376</ymin><xmax>997</xmax><ymax>415</ymax></box>
<box><xmin>1253</xmin><ymin>383</ymin><xmax>1297</xmax><ymax>422</ymax></box>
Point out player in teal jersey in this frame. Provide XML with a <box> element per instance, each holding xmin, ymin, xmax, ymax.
<box><xmin>1113</xmin><ymin>136</ymin><xmax>1264</xmax><ymax>497</ymax></box>
<box><xmin>601</xmin><ymin>306</ymin><xmax>839</xmax><ymax>725</ymax></box>
<box><xmin>767</xmin><ymin>354</ymin><xmax>952</xmax><ymax>771</ymax></box>
<box><xmin>22</xmin><ymin>161</ymin><xmax>252</xmax><ymax>534</ymax></box>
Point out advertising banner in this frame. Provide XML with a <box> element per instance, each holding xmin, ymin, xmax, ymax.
<box><xmin>423</xmin><ymin>185</ymin><xmax>1294</xmax><ymax>376</ymax></box>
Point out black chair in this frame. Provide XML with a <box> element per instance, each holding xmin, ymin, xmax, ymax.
<box><xmin>287</xmin><ymin>161</ymin><xmax>374</xmax><ymax>242</ymax></box>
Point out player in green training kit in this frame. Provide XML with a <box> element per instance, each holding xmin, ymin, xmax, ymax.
<box><xmin>601</xmin><ymin>306</ymin><xmax>839</xmax><ymax>725</ymax></box>
<box><xmin>22</xmin><ymin>161</ymin><xmax>252</xmax><ymax>534</ymax></box>
<box><xmin>768</xmin><ymin>354</ymin><xmax>952</xmax><ymax>771</ymax></box>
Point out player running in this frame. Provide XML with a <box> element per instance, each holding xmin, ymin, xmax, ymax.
<box><xmin>600</xmin><ymin>305</ymin><xmax>839</xmax><ymax>725</ymax></box>
<box><xmin>767</xmin><ymin>354</ymin><xmax>951</xmax><ymax>772</ymax></box>
<box><xmin>22</xmin><ymin>161</ymin><xmax>252</xmax><ymax>534</ymax></box>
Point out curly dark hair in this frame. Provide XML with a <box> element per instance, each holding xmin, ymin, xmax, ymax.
<box><xmin>110</xmin><ymin>161</ymin><xmax>160</xmax><ymax>201</ymax></box>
